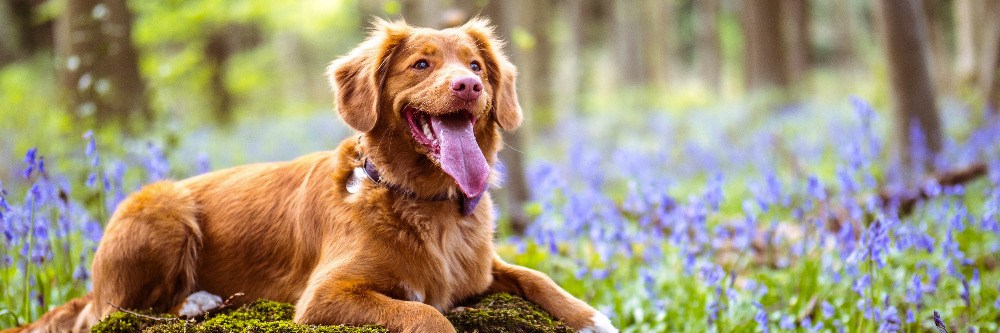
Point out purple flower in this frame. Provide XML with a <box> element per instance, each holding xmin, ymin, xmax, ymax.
<box><xmin>802</xmin><ymin>317</ymin><xmax>823</xmax><ymax>333</ymax></box>
<box><xmin>880</xmin><ymin>305</ymin><xmax>901</xmax><ymax>332</ymax></box>
<box><xmin>932</xmin><ymin>310</ymin><xmax>949</xmax><ymax>333</ymax></box>
<box><xmin>906</xmin><ymin>274</ymin><xmax>923</xmax><ymax>305</ymax></box>
<box><xmin>144</xmin><ymin>142</ymin><xmax>171</xmax><ymax>182</ymax></box>
<box><xmin>73</xmin><ymin>264</ymin><xmax>89</xmax><ymax>281</ymax></box>
<box><xmin>822</xmin><ymin>301</ymin><xmax>834</xmax><ymax>318</ymax></box>
<box><xmin>84</xmin><ymin>131</ymin><xmax>96</xmax><ymax>156</ymax></box>
<box><xmin>753</xmin><ymin>301</ymin><xmax>768</xmax><ymax>333</ymax></box>
<box><xmin>700</xmin><ymin>264</ymin><xmax>724</xmax><ymax>286</ymax></box>
<box><xmin>196</xmin><ymin>152</ymin><xmax>212</xmax><ymax>175</ymax></box>
<box><xmin>960</xmin><ymin>279</ymin><xmax>970</xmax><ymax>307</ymax></box>
<box><xmin>23</xmin><ymin>148</ymin><xmax>38</xmax><ymax>179</ymax></box>
<box><xmin>807</xmin><ymin>175</ymin><xmax>826</xmax><ymax>201</ymax></box>
<box><xmin>779</xmin><ymin>314</ymin><xmax>795</xmax><ymax>330</ymax></box>
<box><xmin>703</xmin><ymin>172</ymin><xmax>724</xmax><ymax>211</ymax></box>
<box><xmin>852</xmin><ymin>274</ymin><xmax>871</xmax><ymax>298</ymax></box>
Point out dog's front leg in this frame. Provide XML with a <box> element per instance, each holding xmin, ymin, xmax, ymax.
<box><xmin>295</xmin><ymin>278</ymin><xmax>455</xmax><ymax>333</ymax></box>
<box><xmin>488</xmin><ymin>256</ymin><xmax>618</xmax><ymax>333</ymax></box>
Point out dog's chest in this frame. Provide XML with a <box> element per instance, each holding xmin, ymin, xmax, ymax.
<box><xmin>399</xmin><ymin>216</ymin><xmax>493</xmax><ymax>312</ymax></box>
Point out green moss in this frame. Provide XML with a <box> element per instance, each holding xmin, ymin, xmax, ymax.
<box><xmin>90</xmin><ymin>310</ymin><xmax>178</xmax><ymax>333</ymax></box>
<box><xmin>92</xmin><ymin>294</ymin><xmax>567</xmax><ymax>333</ymax></box>
<box><xmin>445</xmin><ymin>293</ymin><xmax>573</xmax><ymax>333</ymax></box>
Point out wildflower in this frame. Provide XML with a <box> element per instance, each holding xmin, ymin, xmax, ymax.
<box><xmin>752</xmin><ymin>301</ymin><xmax>768</xmax><ymax>333</ymax></box>
<box><xmin>833</xmin><ymin>319</ymin><xmax>846</xmax><ymax>333</ymax></box>
<box><xmin>807</xmin><ymin>175</ymin><xmax>826</xmax><ymax>201</ymax></box>
<box><xmin>700</xmin><ymin>264</ymin><xmax>724</xmax><ymax>287</ymax></box>
<box><xmin>906</xmin><ymin>274</ymin><xmax>923</xmax><ymax>305</ymax></box>
<box><xmin>822</xmin><ymin>301</ymin><xmax>834</xmax><ymax>318</ymax></box>
<box><xmin>880</xmin><ymin>305</ymin><xmax>901</xmax><ymax>332</ymax></box>
<box><xmin>932</xmin><ymin>310</ymin><xmax>949</xmax><ymax>333</ymax></box>
<box><xmin>960</xmin><ymin>279</ymin><xmax>970</xmax><ymax>307</ymax></box>
<box><xmin>23</xmin><ymin>147</ymin><xmax>38</xmax><ymax>178</ymax></box>
<box><xmin>703</xmin><ymin>172</ymin><xmax>724</xmax><ymax>212</ymax></box>
<box><xmin>779</xmin><ymin>314</ymin><xmax>795</xmax><ymax>330</ymax></box>
<box><xmin>802</xmin><ymin>317</ymin><xmax>823</xmax><ymax>333</ymax></box>
<box><xmin>73</xmin><ymin>264</ymin><xmax>89</xmax><ymax>281</ymax></box>
<box><xmin>145</xmin><ymin>142</ymin><xmax>170</xmax><ymax>182</ymax></box>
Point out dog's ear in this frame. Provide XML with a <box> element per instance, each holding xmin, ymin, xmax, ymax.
<box><xmin>461</xmin><ymin>18</ymin><xmax>522</xmax><ymax>131</ymax></box>
<box><xmin>329</xmin><ymin>19</ymin><xmax>410</xmax><ymax>132</ymax></box>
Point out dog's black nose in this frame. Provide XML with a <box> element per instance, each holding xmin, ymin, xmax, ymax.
<box><xmin>450</xmin><ymin>76</ymin><xmax>482</xmax><ymax>101</ymax></box>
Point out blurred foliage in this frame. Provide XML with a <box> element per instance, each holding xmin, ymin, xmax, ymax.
<box><xmin>2</xmin><ymin>1</ymin><xmax>1000</xmax><ymax>332</ymax></box>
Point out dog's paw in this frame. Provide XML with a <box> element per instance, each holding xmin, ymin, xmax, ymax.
<box><xmin>178</xmin><ymin>291</ymin><xmax>223</xmax><ymax>318</ymax></box>
<box><xmin>578</xmin><ymin>311</ymin><xmax>617</xmax><ymax>333</ymax></box>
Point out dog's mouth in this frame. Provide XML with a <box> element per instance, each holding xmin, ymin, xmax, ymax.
<box><xmin>404</xmin><ymin>107</ymin><xmax>489</xmax><ymax>202</ymax></box>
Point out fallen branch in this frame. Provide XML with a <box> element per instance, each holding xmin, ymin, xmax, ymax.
<box><xmin>105</xmin><ymin>301</ymin><xmax>180</xmax><ymax>323</ymax></box>
<box><xmin>878</xmin><ymin>162</ymin><xmax>988</xmax><ymax>217</ymax></box>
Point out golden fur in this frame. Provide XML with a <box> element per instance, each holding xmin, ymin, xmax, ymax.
<box><xmin>5</xmin><ymin>19</ymin><xmax>613</xmax><ymax>333</ymax></box>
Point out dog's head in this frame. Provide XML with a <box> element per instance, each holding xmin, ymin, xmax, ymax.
<box><xmin>329</xmin><ymin>18</ymin><xmax>521</xmax><ymax>207</ymax></box>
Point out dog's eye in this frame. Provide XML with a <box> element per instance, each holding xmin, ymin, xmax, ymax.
<box><xmin>412</xmin><ymin>59</ymin><xmax>430</xmax><ymax>70</ymax></box>
<box><xmin>470</xmin><ymin>61</ymin><xmax>481</xmax><ymax>72</ymax></box>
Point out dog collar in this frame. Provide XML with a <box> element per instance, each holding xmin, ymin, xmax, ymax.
<box><xmin>349</xmin><ymin>157</ymin><xmax>482</xmax><ymax>215</ymax></box>
<box><xmin>358</xmin><ymin>158</ymin><xmax>451</xmax><ymax>202</ymax></box>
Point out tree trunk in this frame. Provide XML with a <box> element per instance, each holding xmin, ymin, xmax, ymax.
<box><xmin>518</xmin><ymin>0</ymin><xmax>555</xmax><ymax>128</ymax></box>
<box><xmin>645</xmin><ymin>0</ymin><xmax>676</xmax><ymax>89</ymax></box>
<box><xmin>696</xmin><ymin>0</ymin><xmax>723</xmax><ymax>90</ymax></box>
<box><xmin>923</xmin><ymin>0</ymin><xmax>953</xmax><ymax>93</ymax></box>
<box><xmin>876</xmin><ymin>0</ymin><xmax>944</xmax><ymax>181</ymax></box>
<box><xmin>830</xmin><ymin>0</ymin><xmax>856</xmax><ymax>69</ymax></box>
<box><xmin>953</xmin><ymin>0</ymin><xmax>983</xmax><ymax>87</ymax></box>
<box><xmin>741</xmin><ymin>0</ymin><xmax>790</xmax><ymax>92</ymax></box>
<box><xmin>783</xmin><ymin>0</ymin><xmax>811</xmax><ymax>84</ymax></box>
<box><xmin>483</xmin><ymin>0</ymin><xmax>531</xmax><ymax>235</ymax></box>
<box><xmin>981</xmin><ymin>1</ymin><xmax>1000</xmax><ymax>112</ymax></box>
<box><xmin>204</xmin><ymin>23</ymin><xmax>261</xmax><ymax>124</ymax></box>
<box><xmin>57</xmin><ymin>0</ymin><xmax>149</xmax><ymax>125</ymax></box>
<box><xmin>613</xmin><ymin>1</ymin><xmax>646</xmax><ymax>87</ymax></box>
<box><xmin>0</xmin><ymin>0</ymin><xmax>27</xmax><ymax>66</ymax></box>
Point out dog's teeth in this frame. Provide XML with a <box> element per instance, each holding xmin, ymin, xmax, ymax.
<box><xmin>422</xmin><ymin>122</ymin><xmax>433</xmax><ymax>139</ymax></box>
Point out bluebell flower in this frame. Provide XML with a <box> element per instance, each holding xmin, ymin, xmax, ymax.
<box><xmin>802</xmin><ymin>317</ymin><xmax>823</xmax><ymax>333</ymax></box>
<box><xmin>807</xmin><ymin>175</ymin><xmax>826</xmax><ymax>201</ymax></box>
<box><xmin>779</xmin><ymin>314</ymin><xmax>795</xmax><ymax>330</ymax></box>
<box><xmin>703</xmin><ymin>172</ymin><xmax>724</xmax><ymax>212</ymax></box>
<box><xmin>932</xmin><ymin>310</ymin><xmax>948</xmax><ymax>333</ymax></box>
<box><xmin>23</xmin><ymin>148</ymin><xmax>38</xmax><ymax>179</ymax></box>
<box><xmin>852</xmin><ymin>274</ymin><xmax>871</xmax><ymax>298</ymax></box>
<box><xmin>906</xmin><ymin>308</ymin><xmax>915</xmax><ymax>323</ymax></box>
<box><xmin>144</xmin><ymin>142</ymin><xmax>171</xmax><ymax>182</ymax></box>
<box><xmin>706</xmin><ymin>301</ymin><xmax>719</xmax><ymax>324</ymax></box>
<box><xmin>960</xmin><ymin>279</ymin><xmax>970</xmax><ymax>307</ymax></box>
<box><xmin>906</xmin><ymin>274</ymin><xmax>923</xmax><ymax>305</ymax></box>
<box><xmin>73</xmin><ymin>263</ymin><xmax>89</xmax><ymax>281</ymax></box>
<box><xmin>880</xmin><ymin>305</ymin><xmax>901</xmax><ymax>332</ymax></box>
<box><xmin>196</xmin><ymin>152</ymin><xmax>212</xmax><ymax>175</ymax></box>
<box><xmin>82</xmin><ymin>219</ymin><xmax>103</xmax><ymax>243</ymax></box>
<box><xmin>752</xmin><ymin>301</ymin><xmax>768</xmax><ymax>333</ymax></box>
<box><xmin>822</xmin><ymin>300</ymin><xmax>834</xmax><ymax>318</ymax></box>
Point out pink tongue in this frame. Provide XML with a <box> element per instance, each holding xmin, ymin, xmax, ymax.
<box><xmin>431</xmin><ymin>113</ymin><xmax>489</xmax><ymax>198</ymax></box>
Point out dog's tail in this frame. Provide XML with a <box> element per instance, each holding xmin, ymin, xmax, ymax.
<box><xmin>1</xmin><ymin>293</ymin><xmax>99</xmax><ymax>333</ymax></box>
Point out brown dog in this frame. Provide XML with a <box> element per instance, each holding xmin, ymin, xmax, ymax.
<box><xmin>6</xmin><ymin>19</ymin><xmax>615</xmax><ymax>333</ymax></box>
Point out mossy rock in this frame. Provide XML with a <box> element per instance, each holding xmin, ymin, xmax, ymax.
<box><xmin>91</xmin><ymin>293</ymin><xmax>571</xmax><ymax>333</ymax></box>
<box><xmin>445</xmin><ymin>293</ymin><xmax>572</xmax><ymax>333</ymax></box>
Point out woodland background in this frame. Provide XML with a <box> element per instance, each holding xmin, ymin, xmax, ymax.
<box><xmin>2</xmin><ymin>0</ymin><xmax>1000</xmax><ymax>332</ymax></box>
